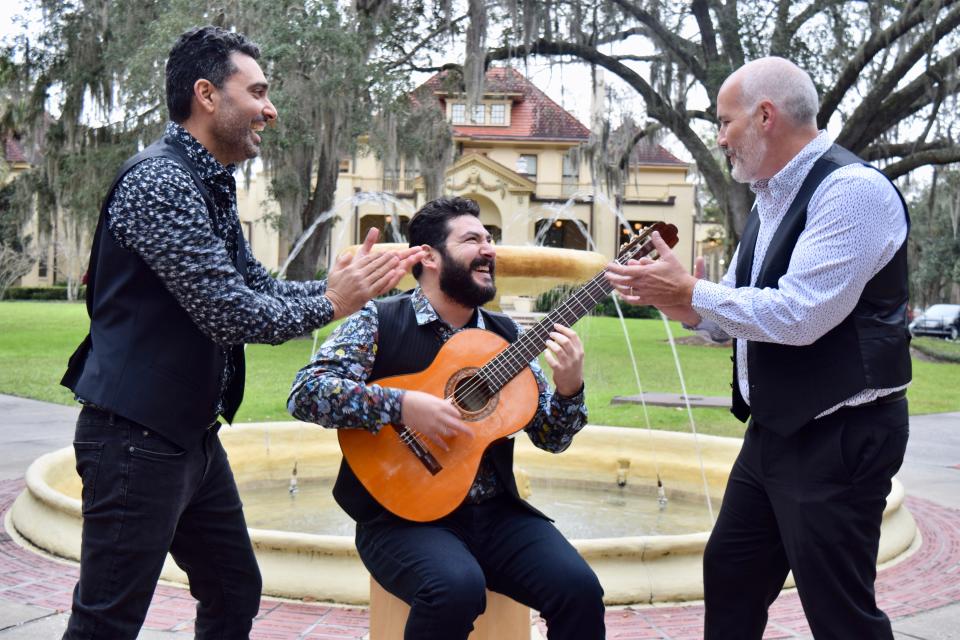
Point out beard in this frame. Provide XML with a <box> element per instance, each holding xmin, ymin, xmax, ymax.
<box><xmin>211</xmin><ymin>95</ymin><xmax>262</xmax><ymax>163</ymax></box>
<box><xmin>729</xmin><ymin>122</ymin><xmax>767</xmax><ymax>184</ymax></box>
<box><xmin>438</xmin><ymin>250</ymin><xmax>497</xmax><ymax>309</ymax></box>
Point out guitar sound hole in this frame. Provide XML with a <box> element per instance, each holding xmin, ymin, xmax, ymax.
<box><xmin>453</xmin><ymin>375</ymin><xmax>491</xmax><ymax>413</ymax></box>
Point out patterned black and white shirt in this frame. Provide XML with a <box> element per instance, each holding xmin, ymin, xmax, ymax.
<box><xmin>107</xmin><ymin>121</ymin><xmax>334</xmax><ymax>415</ymax></box>
<box><xmin>692</xmin><ymin>132</ymin><xmax>909</xmax><ymax>416</ymax></box>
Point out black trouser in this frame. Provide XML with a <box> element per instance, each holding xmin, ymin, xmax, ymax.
<box><xmin>703</xmin><ymin>398</ymin><xmax>909</xmax><ymax>640</ymax></box>
<box><xmin>63</xmin><ymin>407</ymin><xmax>262</xmax><ymax>640</ymax></box>
<box><xmin>356</xmin><ymin>494</ymin><xmax>605</xmax><ymax>640</ymax></box>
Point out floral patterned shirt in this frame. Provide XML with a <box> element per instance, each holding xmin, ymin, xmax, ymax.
<box><xmin>288</xmin><ymin>287</ymin><xmax>588</xmax><ymax>503</ymax></box>
<box><xmin>107</xmin><ymin>122</ymin><xmax>334</xmax><ymax>415</ymax></box>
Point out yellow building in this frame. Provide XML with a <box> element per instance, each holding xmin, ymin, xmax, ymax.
<box><xmin>17</xmin><ymin>68</ymin><xmax>695</xmax><ymax>289</ymax></box>
<box><xmin>237</xmin><ymin>67</ymin><xmax>696</xmax><ymax>274</ymax></box>
<box><xmin>4</xmin><ymin>136</ymin><xmax>54</xmax><ymax>289</ymax></box>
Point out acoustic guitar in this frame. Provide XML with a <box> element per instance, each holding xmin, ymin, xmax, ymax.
<box><xmin>338</xmin><ymin>221</ymin><xmax>680</xmax><ymax>521</ymax></box>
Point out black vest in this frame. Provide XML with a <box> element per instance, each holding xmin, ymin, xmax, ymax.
<box><xmin>61</xmin><ymin>135</ymin><xmax>247</xmax><ymax>449</ymax></box>
<box><xmin>730</xmin><ymin>144</ymin><xmax>911</xmax><ymax>435</ymax></box>
<box><xmin>332</xmin><ymin>292</ymin><xmax>547</xmax><ymax>523</ymax></box>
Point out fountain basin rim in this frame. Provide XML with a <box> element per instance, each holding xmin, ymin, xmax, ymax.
<box><xmin>22</xmin><ymin>446</ymin><xmax>717</xmax><ymax>550</ymax></box>
<box><xmin>23</xmin><ymin>448</ymin><xmax>80</xmax><ymax>516</ymax></box>
<box><xmin>19</xmin><ymin>438</ymin><xmax>908</xmax><ymax>554</ymax></box>
<box><xmin>12</xmin><ymin>424</ymin><xmax>916</xmax><ymax>605</ymax></box>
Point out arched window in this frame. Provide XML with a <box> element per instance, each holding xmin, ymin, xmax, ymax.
<box><xmin>535</xmin><ymin>219</ymin><xmax>589</xmax><ymax>250</ymax></box>
<box><xmin>360</xmin><ymin>214</ymin><xmax>411</xmax><ymax>244</ymax></box>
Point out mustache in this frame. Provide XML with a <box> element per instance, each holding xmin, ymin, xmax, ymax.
<box><xmin>471</xmin><ymin>257</ymin><xmax>495</xmax><ymax>274</ymax></box>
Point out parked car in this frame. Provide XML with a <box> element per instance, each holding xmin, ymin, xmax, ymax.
<box><xmin>909</xmin><ymin>304</ymin><xmax>960</xmax><ymax>340</ymax></box>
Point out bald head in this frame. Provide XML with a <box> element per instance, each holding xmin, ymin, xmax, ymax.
<box><xmin>716</xmin><ymin>57</ymin><xmax>821</xmax><ymax>183</ymax></box>
<box><xmin>722</xmin><ymin>57</ymin><xmax>820</xmax><ymax>128</ymax></box>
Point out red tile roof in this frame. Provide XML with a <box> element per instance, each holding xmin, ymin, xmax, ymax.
<box><xmin>415</xmin><ymin>67</ymin><xmax>591</xmax><ymax>142</ymax></box>
<box><xmin>629</xmin><ymin>141</ymin><xmax>688</xmax><ymax>166</ymax></box>
<box><xmin>413</xmin><ymin>68</ymin><xmax>686</xmax><ymax>168</ymax></box>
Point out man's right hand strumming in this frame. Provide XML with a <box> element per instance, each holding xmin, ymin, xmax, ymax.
<box><xmin>400</xmin><ymin>390</ymin><xmax>474</xmax><ymax>452</ymax></box>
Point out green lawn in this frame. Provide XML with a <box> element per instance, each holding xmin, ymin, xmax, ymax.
<box><xmin>2</xmin><ymin>301</ymin><xmax>958</xmax><ymax>437</ymax></box>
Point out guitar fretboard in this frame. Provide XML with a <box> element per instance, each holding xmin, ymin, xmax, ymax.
<box><xmin>477</xmin><ymin>227</ymin><xmax>663</xmax><ymax>394</ymax></box>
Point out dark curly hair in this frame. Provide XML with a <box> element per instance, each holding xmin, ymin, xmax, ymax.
<box><xmin>165</xmin><ymin>26</ymin><xmax>261</xmax><ymax>123</ymax></box>
<box><xmin>408</xmin><ymin>196</ymin><xmax>481</xmax><ymax>279</ymax></box>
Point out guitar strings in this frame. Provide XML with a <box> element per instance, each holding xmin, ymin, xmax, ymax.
<box><xmin>447</xmin><ymin>231</ymin><xmax>659</xmax><ymax>403</ymax></box>
<box><xmin>443</xmin><ymin>229</ymin><xmax>665</xmax><ymax>407</ymax></box>
<box><xmin>397</xmin><ymin>228</ymin><xmax>669</xmax><ymax>459</ymax></box>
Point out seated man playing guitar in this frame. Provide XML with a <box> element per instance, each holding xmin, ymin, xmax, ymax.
<box><xmin>288</xmin><ymin>196</ymin><xmax>605</xmax><ymax>640</ymax></box>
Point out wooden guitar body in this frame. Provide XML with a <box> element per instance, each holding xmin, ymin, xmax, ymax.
<box><xmin>336</xmin><ymin>220</ymin><xmax>679</xmax><ymax>523</ymax></box>
<box><xmin>337</xmin><ymin>328</ymin><xmax>539</xmax><ymax>522</ymax></box>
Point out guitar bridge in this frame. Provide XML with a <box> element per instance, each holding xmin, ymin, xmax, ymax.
<box><xmin>392</xmin><ymin>424</ymin><xmax>443</xmax><ymax>475</ymax></box>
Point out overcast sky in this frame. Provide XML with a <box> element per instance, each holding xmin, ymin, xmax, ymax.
<box><xmin>0</xmin><ymin>3</ymin><xmax>696</xmax><ymax>159</ymax></box>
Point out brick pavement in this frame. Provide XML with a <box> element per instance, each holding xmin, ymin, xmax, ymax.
<box><xmin>2</xmin><ymin>478</ymin><xmax>959</xmax><ymax>639</ymax></box>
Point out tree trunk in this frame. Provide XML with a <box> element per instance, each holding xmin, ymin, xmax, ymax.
<box><xmin>284</xmin><ymin>154</ymin><xmax>341</xmax><ymax>282</ymax></box>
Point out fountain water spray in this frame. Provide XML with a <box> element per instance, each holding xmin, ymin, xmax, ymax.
<box><xmin>278</xmin><ymin>192</ymin><xmax>416</xmax><ymax>496</ymax></box>
<box><xmin>277</xmin><ymin>191</ymin><xmax>416</xmax><ymax>281</ymax></box>
<box><xmin>289</xmin><ymin>461</ymin><xmax>299</xmax><ymax>495</ymax></box>
<box><xmin>525</xmin><ymin>186</ymin><xmax>717</xmax><ymax>521</ymax></box>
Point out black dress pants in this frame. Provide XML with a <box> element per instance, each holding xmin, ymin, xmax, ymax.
<box><xmin>62</xmin><ymin>407</ymin><xmax>262</xmax><ymax>640</ymax></box>
<box><xmin>703</xmin><ymin>398</ymin><xmax>909</xmax><ymax>640</ymax></box>
<box><xmin>355</xmin><ymin>494</ymin><xmax>605</xmax><ymax>640</ymax></box>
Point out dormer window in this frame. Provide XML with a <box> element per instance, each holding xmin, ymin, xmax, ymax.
<box><xmin>447</xmin><ymin>100</ymin><xmax>511</xmax><ymax>126</ymax></box>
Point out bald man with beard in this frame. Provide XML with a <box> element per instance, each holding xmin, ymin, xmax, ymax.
<box><xmin>607</xmin><ymin>57</ymin><xmax>911</xmax><ymax>639</ymax></box>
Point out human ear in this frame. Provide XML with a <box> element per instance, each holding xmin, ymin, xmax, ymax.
<box><xmin>758</xmin><ymin>100</ymin><xmax>775</xmax><ymax>128</ymax></box>
<box><xmin>420</xmin><ymin>245</ymin><xmax>441</xmax><ymax>272</ymax></box>
<box><xmin>193</xmin><ymin>79</ymin><xmax>217</xmax><ymax>115</ymax></box>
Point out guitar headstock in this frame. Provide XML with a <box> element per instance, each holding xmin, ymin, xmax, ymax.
<box><xmin>617</xmin><ymin>222</ymin><xmax>679</xmax><ymax>263</ymax></box>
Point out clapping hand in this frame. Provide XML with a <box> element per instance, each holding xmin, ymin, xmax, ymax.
<box><xmin>325</xmin><ymin>228</ymin><xmax>425</xmax><ymax>320</ymax></box>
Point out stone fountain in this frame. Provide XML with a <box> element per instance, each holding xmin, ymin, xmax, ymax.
<box><xmin>7</xmin><ymin>245</ymin><xmax>918</xmax><ymax>605</ymax></box>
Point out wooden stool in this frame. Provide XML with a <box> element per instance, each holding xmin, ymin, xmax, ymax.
<box><xmin>368</xmin><ymin>577</ymin><xmax>531</xmax><ymax>640</ymax></box>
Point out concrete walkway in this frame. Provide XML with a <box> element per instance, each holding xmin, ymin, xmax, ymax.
<box><xmin>0</xmin><ymin>393</ymin><xmax>958</xmax><ymax>639</ymax></box>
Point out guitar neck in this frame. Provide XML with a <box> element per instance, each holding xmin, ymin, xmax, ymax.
<box><xmin>481</xmin><ymin>273</ymin><xmax>614</xmax><ymax>392</ymax></box>
<box><xmin>479</xmin><ymin>238</ymin><xmax>657</xmax><ymax>393</ymax></box>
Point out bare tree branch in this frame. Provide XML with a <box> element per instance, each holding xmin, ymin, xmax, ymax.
<box><xmin>384</xmin><ymin>14</ymin><xmax>468</xmax><ymax>72</ymax></box>
<box><xmin>611</xmin><ymin>54</ymin><xmax>668</xmax><ymax>63</ymax></box>
<box><xmin>772</xmin><ymin>0</ymin><xmax>838</xmax><ymax>56</ymax></box>
<box><xmin>710</xmin><ymin>0</ymin><xmax>746</xmax><ymax>70</ymax></box>
<box><xmin>595</xmin><ymin>26</ymin><xmax>646</xmax><ymax>46</ymax></box>
<box><xmin>883</xmin><ymin>147</ymin><xmax>960</xmax><ymax>179</ymax></box>
<box><xmin>840</xmin><ymin>47</ymin><xmax>960</xmax><ymax>151</ymax></box>
<box><xmin>610</xmin><ymin>0</ymin><xmax>707</xmax><ymax>81</ymax></box>
<box><xmin>836</xmin><ymin>2</ymin><xmax>960</xmax><ymax>137</ymax></box>
<box><xmin>863</xmin><ymin>140</ymin><xmax>954</xmax><ymax>161</ymax></box>
<box><xmin>819</xmin><ymin>0</ymin><xmax>959</xmax><ymax>127</ymax></box>
<box><xmin>692</xmin><ymin>0</ymin><xmax>720</xmax><ymax>64</ymax></box>
<box><xmin>686</xmin><ymin>109</ymin><xmax>714</xmax><ymax>122</ymax></box>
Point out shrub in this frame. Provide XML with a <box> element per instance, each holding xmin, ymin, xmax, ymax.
<box><xmin>3</xmin><ymin>286</ymin><xmax>85</xmax><ymax>301</ymax></box>
<box><xmin>911</xmin><ymin>336</ymin><xmax>960</xmax><ymax>363</ymax></box>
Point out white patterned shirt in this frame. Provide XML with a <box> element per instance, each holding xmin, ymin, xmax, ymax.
<box><xmin>692</xmin><ymin>132</ymin><xmax>909</xmax><ymax>417</ymax></box>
